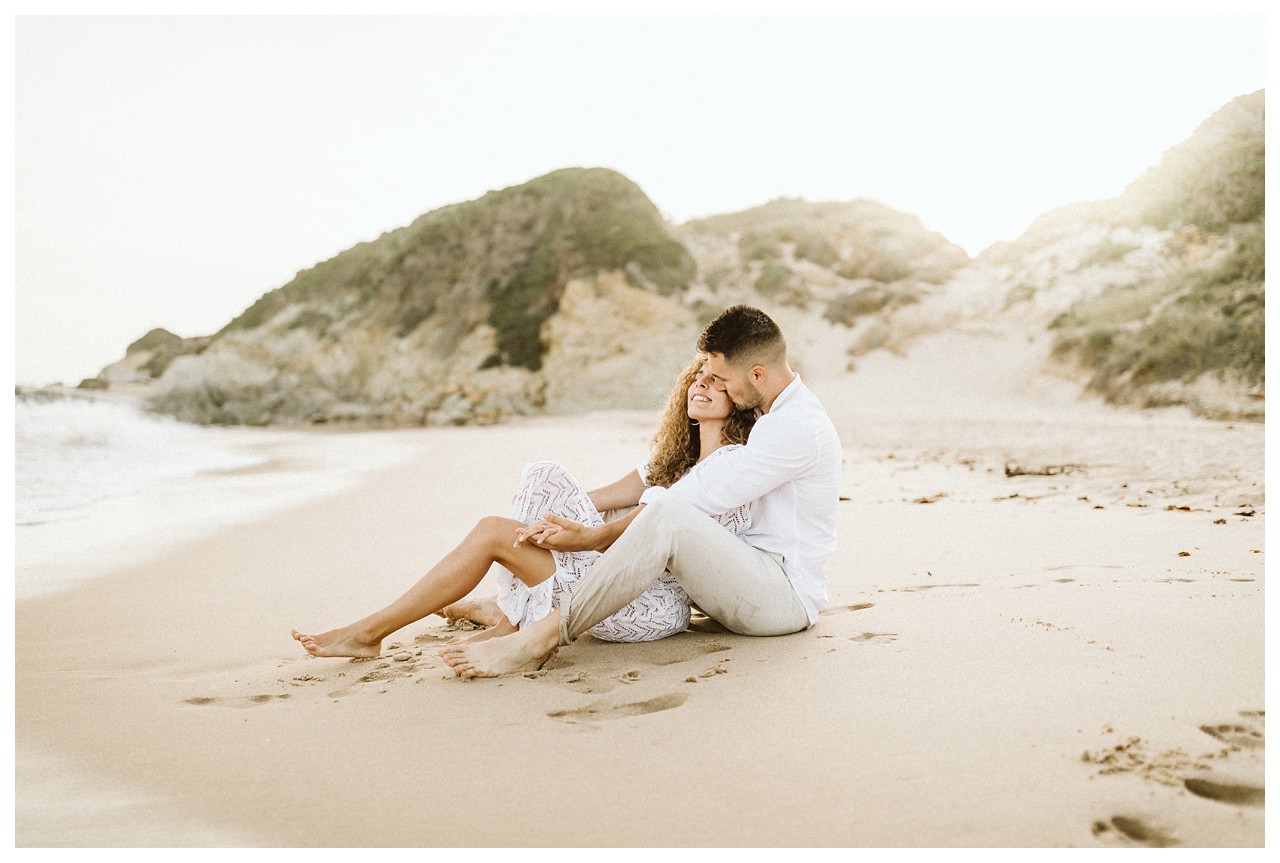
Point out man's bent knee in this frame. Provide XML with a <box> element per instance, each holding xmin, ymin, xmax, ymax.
<box><xmin>641</xmin><ymin>496</ymin><xmax>705</xmax><ymax>528</ymax></box>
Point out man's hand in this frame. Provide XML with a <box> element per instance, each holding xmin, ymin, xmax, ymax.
<box><xmin>514</xmin><ymin>513</ymin><xmax>602</xmax><ymax>553</ymax></box>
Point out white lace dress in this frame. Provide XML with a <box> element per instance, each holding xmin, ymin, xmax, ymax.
<box><xmin>495</xmin><ymin>450</ymin><xmax>752</xmax><ymax>642</ymax></box>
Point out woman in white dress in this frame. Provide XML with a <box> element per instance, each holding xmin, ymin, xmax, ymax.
<box><xmin>291</xmin><ymin>357</ymin><xmax>755</xmax><ymax>660</ymax></box>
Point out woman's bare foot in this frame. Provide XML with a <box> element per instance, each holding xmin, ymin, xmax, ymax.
<box><xmin>445</xmin><ymin>617</ymin><xmax>517</xmax><ymax>646</ymax></box>
<box><xmin>291</xmin><ymin>625</ymin><xmax>381</xmax><ymax>659</ymax></box>
<box><xmin>438</xmin><ymin>597</ymin><xmax>505</xmax><ymax>628</ymax></box>
<box><xmin>440</xmin><ymin>612</ymin><xmax>560</xmax><ymax>678</ymax></box>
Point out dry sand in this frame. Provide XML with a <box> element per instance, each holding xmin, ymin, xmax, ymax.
<box><xmin>15</xmin><ymin>381</ymin><xmax>1266</xmax><ymax>847</ymax></box>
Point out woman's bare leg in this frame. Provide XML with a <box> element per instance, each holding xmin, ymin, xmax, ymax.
<box><xmin>291</xmin><ymin>516</ymin><xmax>555</xmax><ymax>658</ymax></box>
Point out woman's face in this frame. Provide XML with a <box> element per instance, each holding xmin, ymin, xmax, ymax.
<box><xmin>686</xmin><ymin>364</ymin><xmax>735</xmax><ymax>422</ymax></box>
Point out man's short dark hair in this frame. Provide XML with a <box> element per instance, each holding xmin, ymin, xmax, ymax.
<box><xmin>697</xmin><ymin>305</ymin><xmax>787</xmax><ymax>367</ymax></box>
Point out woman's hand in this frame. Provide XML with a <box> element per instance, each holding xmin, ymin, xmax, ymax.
<box><xmin>514</xmin><ymin>514</ymin><xmax>601</xmax><ymax>553</ymax></box>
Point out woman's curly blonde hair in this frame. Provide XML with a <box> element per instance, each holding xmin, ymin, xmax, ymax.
<box><xmin>646</xmin><ymin>357</ymin><xmax>756</xmax><ymax>488</ymax></box>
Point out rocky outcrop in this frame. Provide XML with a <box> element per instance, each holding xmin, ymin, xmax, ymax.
<box><xmin>98</xmin><ymin>328</ymin><xmax>212</xmax><ymax>386</ymax></box>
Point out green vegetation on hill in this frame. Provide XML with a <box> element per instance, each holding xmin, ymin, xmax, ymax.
<box><xmin>126</xmin><ymin>328</ymin><xmax>183</xmax><ymax>354</ymax></box>
<box><xmin>1050</xmin><ymin>91</ymin><xmax>1265</xmax><ymax>411</ymax></box>
<box><xmin>1051</xmin><ymin>222</ymin><xmax>1264</xmax><ymax>400</ymax></box>
<box><xmin>221</xmin><ymin>167</ymin><xmax>693</xmax><ymax>372</ymax></box>
<box><xmin>1117</xmin><ymin>91</ymin><xmax>1264</xmax><ymax>234</ymax></box>
<box><xmin>221</xmin><ymin>230</ymin><xmax>409</xmax><ymax>336</ymax></box>
<box><xmin>122</xmin><ymin>327</ymin><xmax>211</xmax><ymax>378</ymax></box>
<box><xmin>683</xmin><ymin>196</ymin><xmax>968</xmax><ymax>324</ymax></box>
<box><xmin>480</xmin><ymin>168</ymin><xmax>694</xmax><ymax>370</ymax></box>
<box><xmin>822</xmin><ymin>284</ymin><xmax>921</xmax><ymax>326</ymax></box>
<box><xmin>685</xmin><ymin>197</ymin><xmax>962</xmax><ymax>280</ymax></box>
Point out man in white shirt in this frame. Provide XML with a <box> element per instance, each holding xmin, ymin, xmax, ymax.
<box><xmin>442</xmin><ymin>306</ymin><xmax>841</xmax><ymax>678</ymax></box>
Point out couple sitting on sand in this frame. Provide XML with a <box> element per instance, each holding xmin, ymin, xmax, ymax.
<box><xmin>292</xmin><ymin>305</ymin><xmax>841</xmax><ymax>677</ymax></box>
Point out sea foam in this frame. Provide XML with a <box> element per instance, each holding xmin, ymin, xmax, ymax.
<box><xmin>15</xmin><ymin>389</ymin><xmax>425</xmax><ymax>599</ymax></box>
<box><xmin>15</xmin><ymin>390</ymin><xmax>265</xmax><ymax>526</ymax></box>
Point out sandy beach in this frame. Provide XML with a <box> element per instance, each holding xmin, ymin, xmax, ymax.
<box><xmin>15</xmin><ymin>390</ymin><xmax>1265</xmax><ymax>847</ymax></box>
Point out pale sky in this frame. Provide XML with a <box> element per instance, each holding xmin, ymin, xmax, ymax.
<box><xmin>12</xmin><ymin>12</ymin><xmax>1267</xmax><ymax>386</ymax></box>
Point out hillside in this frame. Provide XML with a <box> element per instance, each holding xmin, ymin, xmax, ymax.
<box><xmin>97</xmin><ymin>91</ymin><xmax>1264</xmax><ymax>425</ymax></box>
<box><xmin>836</xmin><ymin>90</ymin><xmax>1264</xmax><ymax>421</ymax></box>
<box><xmin>1007</xmin><ymin>91</ymin><xmax>1264</xmax><ymax>418</ymax></box>
<box><xmin>1047</xmin><ymin>90</ymin><xmax>1265</xmax><ymax>416</ymax></box>
<box><xmin>99</xmin><ymin>171</ymin><xmax>965</xmax><ymax>426</ymax></box>
<box><xmin>678</xmin><ymin>197</ymin><xmax>968</xmax><ymax>320</ymax></box>
<box><xmin>102</xmin><ymin>168</ymin><xmax>702</xmax><ymax>425</ymax></box>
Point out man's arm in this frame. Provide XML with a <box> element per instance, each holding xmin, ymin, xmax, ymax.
<box><xmin>641</xmin><ymin>417</ymin><xmax>813</xmax><ymax>514</ymax></box>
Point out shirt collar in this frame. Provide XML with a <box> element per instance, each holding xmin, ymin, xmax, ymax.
<box><xmin>764</xmin><ymin>373</ymin><xmax>802</xmax><ymax>414</ymax></box>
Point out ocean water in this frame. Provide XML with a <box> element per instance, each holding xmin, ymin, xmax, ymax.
<box><xmin>15</xmin><ymin>389</ymin><xmax>266</xmax><ymax>526</ymax></box>
<box><xmin>14</xmin><ymin>389</ymin><xmax>422</xmax><ymax>598</ymax></box>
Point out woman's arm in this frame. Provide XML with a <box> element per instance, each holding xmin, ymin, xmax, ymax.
<box><xmin>587</xmin><ymin>470</ymin><xmax>646</xmax><ymax>513</ymax></box>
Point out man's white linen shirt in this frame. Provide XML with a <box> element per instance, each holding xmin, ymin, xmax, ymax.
<box><xmin>637</xmin><ymin>374</ymin><xmax>841</xmax><ymax>624</ymax></box>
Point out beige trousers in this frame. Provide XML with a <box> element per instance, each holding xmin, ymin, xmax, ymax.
<box><xmin>560</xmin><ymin>497</ymin><xmax>810</xmax><ymax>644</ymax></box>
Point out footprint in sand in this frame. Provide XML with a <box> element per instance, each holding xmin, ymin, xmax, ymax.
<box><xmin>849</xmin><ymin>632</ymin><xmax>898</xmax><ymax>644</ymax></box>
<box><xmin>414</xmin><ymin>631</ymin><xmax>456</xmax><ymax>644</ymax></box>
<box><xmin>1183</xmin><ymin>778</ymin><xmax>1265</xmax><ymax>808</ymax></box>
<box><xmin>1199</xmin><ymin>723</ymin><xmax>1264</xmax><ymax>750</ymax></box>
<box><xmin>327</xmin><ymin>662</ymin><xmax>422</xmax><ymax>697</ymax></box>
<box><xmin>548</xmin><ymin>692</ymin><xmax>687</xmax><ymax>724</ymax></box>
<box><xmin>647</xmin><ymin>639</ymin><xmax>731</xmax><ymax>666</ymax></box>
<box><xmin>183</xmin><ymin>694</ymin><xmax>291</xmax><ymax>709</ymax></box>
<box><xmin>562</xmin><ymin>638</ymin><xmax>729</xmax><ymax>686</ymax></box>
<box><xmin>1092</xmin><ymin>815</ymin><xmax>1178</xmax><ymax>847</ymax></box>
<box><xmin>900</xmin><ymin>583</ymin><xmax>979</xmax><ymax>592</ymax></box>
<box><xmin>819</xmin><ymin>603</ymin><xmax>874</xmax><ymax>617</ymax></box>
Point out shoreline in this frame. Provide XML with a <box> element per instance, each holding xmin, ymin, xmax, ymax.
<box><xmin>15</xmin><ymin>422</ymin><xmax>430</xmax><ymax>599</ymax></box>
<box><xmin>15</xmin><ymin>407</ymin><xmax>1265</xmax><ymax>847</ymax></box>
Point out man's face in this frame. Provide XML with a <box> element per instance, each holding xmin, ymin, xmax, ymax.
<box><xmin>704</xmin><ymin>353</ymin><xmax>764</xmax><ymax>411</ymax></box>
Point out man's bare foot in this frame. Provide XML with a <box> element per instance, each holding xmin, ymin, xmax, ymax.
<box><xmin>440</xmin><ymin>612</ymin><xmax>561</xmax><ymax>679</ymax></box>
<box><xmin>290</xmin><ymin>625</ymin><xmax>381</xmax><ymax>659</ymax></box>
<box><xmin>444</xmin><ymin>617</ymin><xmax>517</xmax><ymax>647</ymax></box>
<box><xmin>438</xmin><ymin>597</ymin><xmax>505</xmax><ymax>628</ymax></box>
